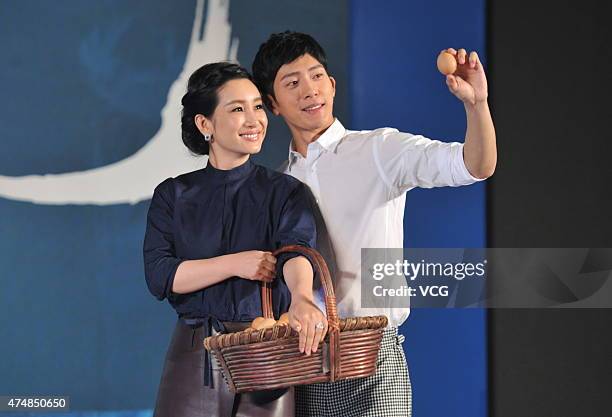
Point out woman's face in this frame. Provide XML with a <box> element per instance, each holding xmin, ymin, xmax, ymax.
<box><xmin>206</xmin><ymin>78</ymin><xmax>268</xmax><ymax>160</ymax></box>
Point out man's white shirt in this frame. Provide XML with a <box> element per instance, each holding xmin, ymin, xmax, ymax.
<box><xmin>282</xmin><ymin>119</ymin><xmax>483</xmax><ymax>328</ymax></box>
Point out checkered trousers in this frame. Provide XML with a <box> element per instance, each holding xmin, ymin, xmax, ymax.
<box><xmin>296</xmin><ymin>327</ymin><xmax>412</xmax><ymax>417</ymax></box>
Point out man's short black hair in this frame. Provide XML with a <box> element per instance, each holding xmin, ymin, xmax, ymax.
<box><xmin>252</xmin><ymin>31</ymin><xmax>329</xmax><ymax>109</ymax></box>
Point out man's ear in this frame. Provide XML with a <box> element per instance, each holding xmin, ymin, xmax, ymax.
<box><xmin>194</xmin><ymin>114</ymin><xmax>213</xmax><ymax>136</ymax></box>
<box><xmin>268</xmin><ymin>94</ymin><xmax>280</xmax><ymax>116</ymax></box>
<box><xmin>329</xmin><ymin>76</ymin><xmax>336</xmax><ymax>98</ymax></box>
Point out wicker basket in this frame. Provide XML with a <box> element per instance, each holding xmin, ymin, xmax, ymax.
<box><xmin>203</xmin><ymin>245</ymin><xmax>388</xmax><ymax>393</ymax></box>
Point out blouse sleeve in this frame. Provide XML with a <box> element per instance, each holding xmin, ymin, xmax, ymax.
<box><xmin>274</xmin><ymin>182</ymin><xmax>317</xmax><ymax>274</ymax></box>
<box><xmin>143</xmin><ymin>178</ymin><xmax>182</xmax><ymax>301</ymax></box>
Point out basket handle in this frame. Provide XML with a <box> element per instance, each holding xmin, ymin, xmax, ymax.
<box><xmin>261</xmin><ymin>245</ymin><xmax>341</xmax><ymax>381</ymax></box>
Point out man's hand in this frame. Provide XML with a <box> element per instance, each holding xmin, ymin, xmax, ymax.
<box><xmin>288</xmin><ymin>296</ymin><xmax>328</xmax><ymax>356</ymax></box>
<box><xmin>443</xmin><ymin>48</ymin><xmax>488</xmax><ymax>105</ymax></box>
<box><xmin>230</xmin><ymin>251</ymin><xmax>276</xmax><ymax>282</ymax></box>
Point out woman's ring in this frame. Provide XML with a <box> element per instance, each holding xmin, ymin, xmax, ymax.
<box><xmin>315</xmin><ymin>322</ymin><xmax>325</xmax><ymax>330</ymax></box>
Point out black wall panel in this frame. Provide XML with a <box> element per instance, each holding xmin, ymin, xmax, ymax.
<box><xmin>488</xmin><ymin>1</ymin><xmax>612</xmax><ymax>416</ymax></box>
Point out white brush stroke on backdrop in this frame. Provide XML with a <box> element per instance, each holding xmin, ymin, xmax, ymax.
<box><xmin>0</xmin><ymin>0</ymin><xmax>238</xmax><ymax>205</ymax></box>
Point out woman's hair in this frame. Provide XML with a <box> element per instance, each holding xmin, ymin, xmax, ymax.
<box><xmin>180</xmin><ymin>62</ymin><xmax>253</xmax><ymax>155</ymax></box>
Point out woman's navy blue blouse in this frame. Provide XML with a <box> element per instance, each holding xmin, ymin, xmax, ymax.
<box><xmin>143</xmin><ymin>159</ymin><xmax>316</xmax><ymax>323</ymax></box>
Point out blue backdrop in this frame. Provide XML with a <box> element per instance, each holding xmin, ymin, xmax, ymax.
<box><xmin>1</xmin><ymin>1</ymin><xmax>486</xmax><ymax>415</ymax></box>
<box><xmin>351</xmin><ymin>1</ymin><xmax>487</xmax><ymax>416</ymax></box>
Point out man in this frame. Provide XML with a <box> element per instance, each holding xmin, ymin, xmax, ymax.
<box><xmin>252</xmin><ymin>31</ymin><xmax>496</xmax><ymax>417</ymax></box>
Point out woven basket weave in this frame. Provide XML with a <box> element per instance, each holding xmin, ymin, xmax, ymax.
<box><xmin>203</xmin><ymin>245</ymin><xmax>388</xmax><ymax>393</ymax></box>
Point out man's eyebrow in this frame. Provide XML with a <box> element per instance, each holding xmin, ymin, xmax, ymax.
<box><xmin>223</xmin><ymin>97</ymin><xmax>263</xmax><ymax>106</ymax></box>
<box><xmin>279</xmin><ymin>64</ymin><xmax>324</xmax><ymax>81</ymax></box>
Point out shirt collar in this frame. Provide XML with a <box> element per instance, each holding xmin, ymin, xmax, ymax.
<box><xmin>287</xmin><ymin>119</ymin><xmax>346</xmax><ymax>169</ymax></box>
<box><xmin>203</xmin><ymin>158</ymin><xmax>255</xmax><ymax>183</ymax></box>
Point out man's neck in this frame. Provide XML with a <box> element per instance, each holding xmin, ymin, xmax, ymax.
<box><xmin>290</xmin><ymin>119</ymin><xmax>335</xmax><ymax>157</ymax></box>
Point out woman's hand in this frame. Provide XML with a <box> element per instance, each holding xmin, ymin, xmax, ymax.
<box><xmin>230</xmin><ymin>251</ymin><xmax>277</xmax><ymax>282</ymax></box>
<box><xmin>281</xmin><ymin>255</ymin><xmax>326</xmax><ymax>355</ymax></box>
<box><xmin>288</xmin><ymin>296</ymin><xmax>328</xmax><ymax>356</ymax></box>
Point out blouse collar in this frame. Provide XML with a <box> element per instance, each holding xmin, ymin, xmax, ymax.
<box><xmin>203</xmin><ymin>157</ymin><xmax>255</xmax><ymax>182</ymax></box>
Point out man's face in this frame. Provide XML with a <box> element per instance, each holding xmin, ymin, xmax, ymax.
<box><xmin>269</xmin><ymin>53</ymin><xmax>336</xmax><ymax>135</ymax></box>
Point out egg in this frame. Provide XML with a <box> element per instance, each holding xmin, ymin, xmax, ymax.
<box><xmin>251</xmin><ymin>317</ymin><xmax>266</xmax><ymax>329</ymax></box>
<box><xmin>437</xmin><ymin>52</ymin><xmax>457</xmax><ymax>75</ymax></box>
<box><xmin>252</xmin><ymin>317</ymin><xmax>277</xmax><ymax>330</ymax></box>
<box><xmin>277</xmin><ymin>313</ymin><xmax>290</xmax><ymax>325</ymax></box>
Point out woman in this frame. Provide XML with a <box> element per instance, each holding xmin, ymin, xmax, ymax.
<box><xmin>143</xmin><ymin>62</ymin><xmax>327</xmax><ymax>417</ymax></box>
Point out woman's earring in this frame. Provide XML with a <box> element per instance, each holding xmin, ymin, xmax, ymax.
<box><xmin>203</xmin><ymin>133</ymin><xmax>211</xmax><ymax>142</ymax></box>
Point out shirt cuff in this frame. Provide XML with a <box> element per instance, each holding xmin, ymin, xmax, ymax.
<box><xmin>453</xmin><ymin>143</ymin><xmax>486</xmax><ymax>185</ymax></box>
<box><xmin>164</xmin><ymin>258</ymin><xmax>183</xmax><ymax>302</ymax></box>
<box><xmin>275</xmin><ymin>248</ymin><xmax>317</xmax><ymax>283</ymax></box>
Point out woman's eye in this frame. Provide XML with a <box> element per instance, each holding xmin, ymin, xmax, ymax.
<box><xmin>255</xmin><ymin>104</ymin><xmax>264</xmax><ymax>110</ymax></box>
<box><xmin>286</xmin><ymin>80</ymin><xmax>298</xmax><ymax>88</ymax></box>
<box><xmin>231</xmin><ymin>106</ymin><xmax>243</xmax><ymax>112</ymax></box>
<box><xmin>314</xmin><ymin>73</ymin><xmax>324</xmax><ymax>79</ymax></box>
